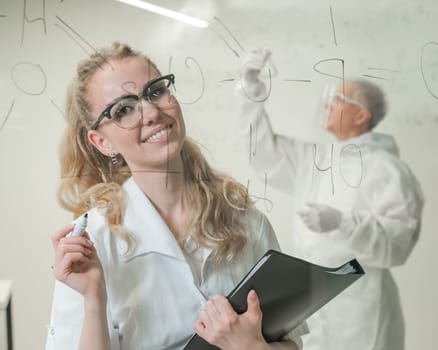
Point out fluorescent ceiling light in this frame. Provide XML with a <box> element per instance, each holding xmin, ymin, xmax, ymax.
<box><xmin>116</xmin><ymin>0</ymin><xmax>208</xmax><ymax>28</ymax></box>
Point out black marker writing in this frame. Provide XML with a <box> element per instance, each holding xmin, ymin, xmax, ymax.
<box><xmin>167</xmin><ymin>56</ymin><xmax>173</xmax><ymax>75</ymax></box>
<box><xmin>208</xmin><ymin>17</ymin><xmax>243</xmax><ymax>58</ymax></box>
<box><xmin>55</xmin><ymin>22</ymin><xmax>90</xmax><ymax>56</ymax></box>
<box><xmin>166</xmin><ymin>123</ymin><xmax>170</xmax><ymax>187</ymax></box>
<box><xmin>313</xmin><ymin>58</ymin><xmax>345</xmax><ymax>80</ymax></box>
<box><xmin>218</xmin><ymin>78</ymin><xmax>235</xmax><ymax>83</ymax></box>
<box><xmin>121</xmin><ymin>81</ymin><xmax>137</xmax><ymax>94</ymax></box>
<box><xmin>362</xmin><ymin>74</ymin><xmax>388</xmax><ymax>81</ymax></box>
<box><xmin>0</xmin><ymin>100</ymin><xmax>15</xmax><ymax>133</ymax></box>
<box><xmin>61</xmin><ymin>169</ymin><xmax>182</xmax><ymax>180</ymax></box>
<box><xmin>169</xmin><ymin>56</ymin><xmax>205</xmax><ymax>105</ymax></box>
<box><xmin>312</xmin><ymin>143</ymin><xmax>335</xmax><ymax>195</ymax></box>
<box><xmin>262</xmin><ymin>172</ymin><xmax>273</xmax><ymax>212</ymax></box>
<box><xmin>338</xmin><ymin>109</ymin><xmax>345</xmax><ymax>140</ymax></box>
<box><xmin>367</xmin><ymin>67</ymin><xmax>402</xmax><ymax>73</ymax></box>
<box><xmin>314</xmin><ymin>58</ymin><xmax>345</xmax><ymax>136</ymax></box>
<box><xmin>283</xmin><ymin>79</ymin><xmax>312</xmax><ymax>82</ymax></box>
<box><xmin>130</xmin><ymin>169</ymin><xmax>180</xmax><ymax>175</ymax></box>
<box><xmin>329</xmin><ymin>6</ymin><xmax>338</xmax><ymax>46</ymax></box>
<box><xmin>362</xmin><ymin>67</ymin><xmax>401</xmax><ymax>81</ymax></box>
<box><xmin>21</xmin><ymin>0</ymin><xmax>47</xmax><ymax>47</ymax></box>
<box><xmin>55</xmin><ymin>15</ymin><xmax>112</xmax><ymax>68</ymax></box>
<box><xmin>213</xmin><ymin>16</ymin><xmax>244</xmax><ymax>52</ymax></box>
<box><xmin>312</xmin><ymin>143</ymin><xmax>364</xmax><ymax>195</ymax></box>
<box><xmin>420</xmin><ymin>41</ymin><xmax>438</xmax><ymax>99</ymax></box>
<box><xmin>339</xmin><ymin>144</ymin><xmax>363</xmax><ymax>188</ymax></box>
<box><xmin>209</xmin><ymin>26</ymin><xmax>240</xmax><ymax>58</ymax></box>
<box><xmin>249</xmin><ymin>123</ymin><xmax>258</xmax><ymax>164</ymax></box>
<box><xmin>249</xmin><ymin>124</ymin><xmax>253</xmax><ymax>164</ymax></box>
<box><xmin>245</xmin><ymin>179</ymin><xmax>273</xmax><ymax>213</ymax></box>
<box><xmin>11</xmin><ymin>62</ymin><xmax>47</xmax><ymax>96</ymax></box>
<box><xmin>50</xmin><ymin>99</ymin><xmax>65</xmax><ymax>118</ymax></box>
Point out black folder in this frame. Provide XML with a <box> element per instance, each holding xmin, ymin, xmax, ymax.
<box><xmin>183</xmin><ymin>249</ymin><xmax>364</xmax><ymax>349</ymax></box>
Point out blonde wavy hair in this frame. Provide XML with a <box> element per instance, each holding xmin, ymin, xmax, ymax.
<box><xmin>58</xmin><ymin>42</ymin><xmax>250</xmax><ymax>261</ymax></box>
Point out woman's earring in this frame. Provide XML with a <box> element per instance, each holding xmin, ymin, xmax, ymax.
<box><xmin>109</xmin><ymin>151</ymin><xmax>118</xmax><ymax>165</ymax></box>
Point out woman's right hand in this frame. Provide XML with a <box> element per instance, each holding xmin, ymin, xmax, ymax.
<box><xmin>51</xmin><ymin>224</ymin><xmax>106</xmax><ymax>301</ymax></box>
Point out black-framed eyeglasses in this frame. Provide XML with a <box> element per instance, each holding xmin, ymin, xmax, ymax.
<box><xmin>90</xmin><ymin>74</ymin><xmax>176</xmax><ymax>130</ymax></box>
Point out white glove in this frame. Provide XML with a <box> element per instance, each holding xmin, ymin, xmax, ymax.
<box><xmin>240</xmin><ymin>48</ymin><xmax>272</xmax><ymax>85</ymax></box>
<box><xmin>298</xmin><ymin>202</ymin><xmax>343</xmax><ymax>233</ymax></box>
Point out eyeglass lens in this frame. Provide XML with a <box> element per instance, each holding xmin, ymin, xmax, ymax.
<box><xmin>110</xmin><ymin>77</ymin><xmax>174</xmax><ymax>128</ymax></box>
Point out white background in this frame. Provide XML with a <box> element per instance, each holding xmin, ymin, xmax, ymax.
<box><xmin>0</xmin><ymin>0</ymin><xmax>437</xmax><ymax>349</ymax></box>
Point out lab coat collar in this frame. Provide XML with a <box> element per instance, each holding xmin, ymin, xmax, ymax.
<box><xmin>117</xmin><ymin>177</ymin><xmax>188</xmax><ymax>264</ymax></box>
<box><xmin>183</xmin><ymin>228</ymin><xmax>214</xmax><ymax>263</ymax></box>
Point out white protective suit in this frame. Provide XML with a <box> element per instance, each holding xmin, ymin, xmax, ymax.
<box><xmin>237</xmin><ymin>81</ymin><xmax>424</xmax><ymax>350</ymax></box>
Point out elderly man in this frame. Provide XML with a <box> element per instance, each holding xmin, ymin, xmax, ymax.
<box><xmin>236</xmin><ymin>49</ymin><xmax>424</xmax><ymax>350</ymax></box>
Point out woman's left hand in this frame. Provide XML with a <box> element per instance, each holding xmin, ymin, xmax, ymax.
<box><xmin>194</xmin><ymin>290</ymin><xmax>268</xmax><ymax>350</ymax></box>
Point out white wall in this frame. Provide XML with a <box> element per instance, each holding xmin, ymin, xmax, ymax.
<box><xmin>0</xmin><ymin>0</ymin><xmax>437</xmax><ymax>349</ymax></box>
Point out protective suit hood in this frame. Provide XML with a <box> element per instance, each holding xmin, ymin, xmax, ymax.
<box><xmin>341</xmin><ymin>132</ymin><xmax>400</xmax><ymax>156</ymax></box>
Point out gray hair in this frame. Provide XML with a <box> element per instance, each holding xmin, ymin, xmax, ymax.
<box><xmin>351</xmin><ymin>79</ymin><xmax>387</xmax><ymax>130</ymax></box>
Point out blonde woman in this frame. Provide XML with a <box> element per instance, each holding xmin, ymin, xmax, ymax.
<box><xmin>46</xmin><ymin>42</ymin><xmax>307</xmax><ymax>350</ymax></box>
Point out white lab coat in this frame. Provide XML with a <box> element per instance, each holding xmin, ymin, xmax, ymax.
<box><xmin>46</xmin><ymin>177</ymin><xmax>308</xmax><ymax>350</ymax></box>
<box><xmin>238</xmin><ymin>84</ymin><xmax>424</xmax><ymax>350</ymax></box>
